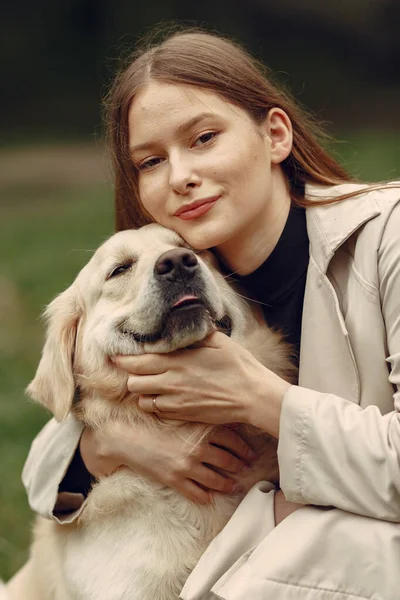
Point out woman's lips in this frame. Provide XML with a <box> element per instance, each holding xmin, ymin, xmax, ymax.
<box><xmin>175</xmin><ymin>196</ymin><xmax>220</xmax><ymax>220</ymax></box>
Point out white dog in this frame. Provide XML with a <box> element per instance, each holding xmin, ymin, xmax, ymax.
<box><xmin>17</xmin><ymin>224</ymin><xmax>295</xmax><ymax>600</ymax></box>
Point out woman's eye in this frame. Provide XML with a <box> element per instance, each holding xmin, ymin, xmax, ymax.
<box><xmin>108</xmin><ymin>262</ymin><xmax>133</xmax><ymax>279</ymax></box>
<box><xmin>193</xmin><ymin>131</ymin><xmax>218</xmax><ymax>147</ymax></box>
<box><xmin>138</xmin><ymin>157</ymin><xmax>164</xmax><ymax>171</ymax></box>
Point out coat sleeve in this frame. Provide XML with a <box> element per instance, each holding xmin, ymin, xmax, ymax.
<box><xmin>278</xmin><ymin>198</ymin><xmax>400</xmax><ymax>521</ymax></box>
<box><xmin>22</xmin><ymin>415</ymin><xmax>87</xmax><ymax>524</ymax></box>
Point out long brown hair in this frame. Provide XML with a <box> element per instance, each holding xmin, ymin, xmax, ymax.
<box><xmin>104</xmin><ymin>28</ymin><xmax>355</xmax><ymax>232</ymax></box>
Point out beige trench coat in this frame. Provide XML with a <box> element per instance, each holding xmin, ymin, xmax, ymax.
<box><xmin>22</xmin><ymin>183</ymin><xmax>400</xmax><ymax>599</ymax></box>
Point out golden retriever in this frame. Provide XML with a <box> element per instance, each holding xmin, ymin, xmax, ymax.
<box><xmin>13</xmin><ymin>224</ymin><xmax>295</xmax><ymax>600</ymax></box>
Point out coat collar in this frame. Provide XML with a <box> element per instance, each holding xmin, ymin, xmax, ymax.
<box><xmin>304</xmin><ymin>183</ymin><xmax>381</xmax><ymax>273</ymax></box>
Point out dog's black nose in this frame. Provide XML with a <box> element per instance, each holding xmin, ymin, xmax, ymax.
<box><xmin>154</xmin><ymin>248</ymin><xmax>198</xmax><ymax>281</ymax></box>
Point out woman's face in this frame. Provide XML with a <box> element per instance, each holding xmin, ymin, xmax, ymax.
<box><xmin>128</xmin><ymin>81</ymin><xmax>291</xmax><ymax>264</ymax></box>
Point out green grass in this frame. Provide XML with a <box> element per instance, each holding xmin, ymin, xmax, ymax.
<box><xmin>332</xmin><ymin>131</ymin><xmax>399</xmax><ymax>182</ymax></box>
<box><xmin>0</xmin><ymin>181</ymin><xmax>113</xmax><ymax>580</ymax></box>
<box><xmin>0</xmin><ymin>135</ymin><xmax>398</xmax><ymax>582</ymax></box>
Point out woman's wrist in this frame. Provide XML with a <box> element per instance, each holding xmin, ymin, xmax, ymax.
<box><xmin>246</xmin><ymin>367</ymin><xmax>291</xmax><ymax>438</ymax></box>
<box><xmin>274</xmin><ymin>489</ymin><xmax>304</xmax><ymax>525</ymax></box>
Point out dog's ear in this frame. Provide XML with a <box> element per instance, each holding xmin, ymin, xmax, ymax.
<box><xmin>27</xmin><ymin>284</ymin><xmax>81</xmax><ymax>421</ymax></box>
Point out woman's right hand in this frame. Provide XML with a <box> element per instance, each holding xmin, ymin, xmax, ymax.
<box><xmin>80</xmin><ymin>422</ymin><xmax>257</xmax><ymax>504</ymax></box>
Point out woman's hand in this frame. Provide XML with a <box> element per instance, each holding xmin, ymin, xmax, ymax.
<box><xmin>114</xmin><ymin>331</ymin><xmax>291</xmax><ymax>438</ymax></box>
<box><xmin>274</xmin><ymin>489</ymin><xmax>304</xmax><ymax>525</ymax></box>
<box><xmin>80</xmin><ymin>421</ymin><xmax>257</xmax><ymax>504</ymax></box>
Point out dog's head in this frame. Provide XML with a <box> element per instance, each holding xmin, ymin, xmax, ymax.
<box><xmin>27</xmin><ymin>224</ymin><xmax>256</xmax><ymax>421</ymax></box>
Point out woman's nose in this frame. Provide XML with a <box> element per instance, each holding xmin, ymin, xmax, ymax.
<box><xmin>168</xmin><ymin>155</ymin><xmax>201</xmax><ymax>194</ymax></box>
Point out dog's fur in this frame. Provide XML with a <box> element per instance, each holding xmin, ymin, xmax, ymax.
<box><xmin>20</xmin><ymin>224</ymin><xmax>296</xmax><ymax>600</ymax></box>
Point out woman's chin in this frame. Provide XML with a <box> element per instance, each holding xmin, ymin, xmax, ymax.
<box><xmin>176</xmin><ymin>221</ymin><xmax>234</xmax><ymax>253</ymax></box>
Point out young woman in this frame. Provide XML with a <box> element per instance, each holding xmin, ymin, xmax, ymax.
<box><xmin>21</xmin><ymin>30</ymin><xmax>400</xmax><ymax>599</ymax></box>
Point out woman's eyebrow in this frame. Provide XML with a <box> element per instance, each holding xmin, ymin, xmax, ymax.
<box><xmin>176</xmin><ymin>112</ymin><xmax>215</xmax><ymax>134</ymax></box>
<box><xmin>129</xmin><ymin>112</ymin><xmax>215</xmax><ymax>154</ymax></box>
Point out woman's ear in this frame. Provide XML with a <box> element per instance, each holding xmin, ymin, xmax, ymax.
<box><xmin>262</xmin><ymin>108</ymin><xmax>293</xmax><ymax>164</ymax></box>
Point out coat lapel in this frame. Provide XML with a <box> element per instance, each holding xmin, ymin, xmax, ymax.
<box><xmin>299</xmin><ymin>184</ymin><xmax>381</xmax><ymax>401</ymax></box>
<box><xmin>299</xmin><ymin>257</ymin><xmax>360</xmax><ymax>400</ymax></box>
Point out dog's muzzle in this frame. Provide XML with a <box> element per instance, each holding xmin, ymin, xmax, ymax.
<box><xmin>154</xmin><ymin>248</ymin><xmax>232</xmax><ymax>337</ymax></box>
<box><xmin>119</xmin><ymin>247</ymin><xmax>233</xmax><ymax>344</ymax></box>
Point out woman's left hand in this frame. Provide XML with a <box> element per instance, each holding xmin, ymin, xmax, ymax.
<box><xmin>113</xmin><ymin>331</ymin><xmax>291</xmax><ymax>437</ymax></box>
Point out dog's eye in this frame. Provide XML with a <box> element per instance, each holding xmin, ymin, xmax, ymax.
<box><xmin>108</xmin><ymin>262</ymin><xmax>133</xmax><ymax>279</ymax></box>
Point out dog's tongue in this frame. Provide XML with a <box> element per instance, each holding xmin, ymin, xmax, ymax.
<box><xmin>172</xmin><ymin>295</ymin><xmax>199</xmax><ymax>308</ymax></box>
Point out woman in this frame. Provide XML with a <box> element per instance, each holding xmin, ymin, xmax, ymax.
<box><xmin>21</xmin><ymin>30</ymin><xmax>400</xmax><ymax>599</ymax></box>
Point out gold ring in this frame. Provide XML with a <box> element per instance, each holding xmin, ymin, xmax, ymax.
<box><xmin>152</xmin><ymin>396</ymin><xmax>160</xmax><ymax>413</ymax></box>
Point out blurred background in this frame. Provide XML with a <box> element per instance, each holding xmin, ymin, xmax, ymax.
<box><xmin>0</xmin><ymin>0</ymin><xmax>399</xmax><ymax>581</ymax></box>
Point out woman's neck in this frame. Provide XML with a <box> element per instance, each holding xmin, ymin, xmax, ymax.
<box><xmin>215</xmin><ymin>174</ymin><xmax>292</xmax><ymax>276</ymax></box>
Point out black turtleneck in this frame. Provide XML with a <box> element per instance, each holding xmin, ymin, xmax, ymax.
<box><xmin>232</xmin><ymin>204</ymin><xmax>310</xmax><ymax>368</ymax></box>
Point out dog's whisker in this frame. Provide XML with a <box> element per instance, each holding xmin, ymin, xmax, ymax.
<box><xmin>221</xmin><ymin>269</ymin><xmax>243</xmax><ymax>279</ymax></box>
<box><xmin>68</xmin><ymin>248</ymin><xmax>98</xmax><ymax>254</ymax></box>
<box><xmin>230</xmin><ymin>290</ymin><xmax>273</xmax><ymax>309</ymax></box>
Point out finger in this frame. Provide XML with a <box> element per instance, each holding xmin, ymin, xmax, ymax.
<box><xmin>137</xmin><ymin>394</ymin><xmax>168</xmax><ymax>414</ymax></box>
<box><xmin>178</xmin><ymin>480</ymin><xmax>213</xmax><ymax>505</ymax></box>
<box><xmin>127</xmin><ymin>375</ymin><xmax>166</xmax><ymax>395</ymax></box>
<box><xmin>114</xmin><ymin>354</ymin><xmax>170</xmax><ymax>375</ymax></box>
<box><xmin>137</xmin><ymin>395</ymin><xmax>185</xmax><ymax>416</ymax></box>
<box><xmin>189</xmin><ymin>463</ymin><xmax>236</xmax><ymax>494</ymax></box>
<box><xmin>146</xmin><ymin>410</ymin><xmax>194</xmax><ymax>421</ymax></box>
<box><xmin>201</xmin><ymin>443</ymin><xmax>248</xmax><ymax>474</ymax></box>
<box><xmin>208</xmin><ymin>427</ymin><xmax>258</xmax><ymax>462</ymax></box>
<box><xmin>136</xmin><ymin>393</ymin><xmax>194</xmax><ymax>419</ymax></box>
<box><xmin>202</xmin><ymin>329</ymin><xmax>231</xmax><ymax>348</ymax></box>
